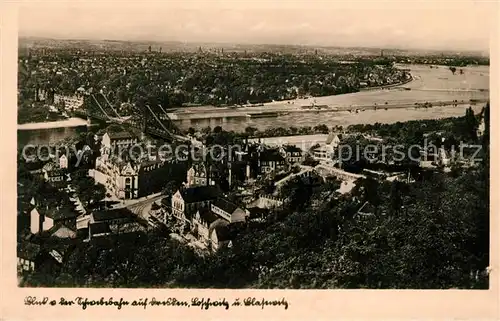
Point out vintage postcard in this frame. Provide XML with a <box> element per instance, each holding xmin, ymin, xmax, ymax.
<box><xmin>1</xmin><ymin>0</ymin><xmax>499</xmax><ymax>320</ymax></box>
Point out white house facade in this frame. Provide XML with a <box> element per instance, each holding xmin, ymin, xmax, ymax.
<box><xmin>30</xmin><ymin>207</ymin><xmax>54</xmax><ymax>234</ymax></box>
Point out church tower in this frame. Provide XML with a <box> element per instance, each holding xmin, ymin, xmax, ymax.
<box><xmin>186</xmin><ymin>167</ymin><xmax>196</xmax><ymax>187</ymax></box>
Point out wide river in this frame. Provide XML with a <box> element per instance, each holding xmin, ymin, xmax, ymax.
<box><xmin>18</xmin><ymin>64</ymin><xmax>489</xmax><ymax>146</ymax></box>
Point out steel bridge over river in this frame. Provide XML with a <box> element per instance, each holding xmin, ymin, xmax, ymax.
<box><xmin>77</xmin><ymin>92</ymin><xmax>190</xmax><ymax>142</ymax></box>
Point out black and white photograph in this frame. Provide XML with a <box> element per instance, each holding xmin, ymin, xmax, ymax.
<box><xmin>11</xmin><ymin>0</ymin><xmax>493</xmax><ymax>294</ymax></box>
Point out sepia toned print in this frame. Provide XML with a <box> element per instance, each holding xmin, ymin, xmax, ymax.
<box><xmin>15</xmin><ymin>1</ymin><xmax>491</xmax><ymax>291</ymax></box>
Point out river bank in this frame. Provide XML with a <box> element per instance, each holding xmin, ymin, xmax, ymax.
<box><xmin>17</xmin><ymin>63</ymin><xmax>489</xmax><ymax>145</ymax></box>
<box><xmin>165</xmin><ymin>71</ymin><xmax>416</xmax><ymax>116</ymax></box>
<box><xmin>170</xmin><ymin>63</ymin><xmax>488</xmax><ymax>116</ymax></box>
<box><xmin>17</xmin><ymin>117</ymin><xmax>88</xmax><ymax>130</ymax></box>
<box><xmin>168</xmin><ymin>98</ymin><xmax>488</xmax><ymax>121</ymax></box>
<box><xmin>248</xmin><ymin>134</ymin><xmax>329</xmax><ymax>151</ymax></box>
<box><xmin>359</xmin><ymin>74</ymin><xmax>414</xmax><ymax>92</ymax></box>
<box><xmin>175</xmin><ymin>103</ymin><xmax>485</xmax><ymax>133</ymax></box>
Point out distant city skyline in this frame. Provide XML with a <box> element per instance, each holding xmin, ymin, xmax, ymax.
<box><xmin>18</xmin><ymin>0</ymin><xmax>495</xmax><ymax>52</ymax></box>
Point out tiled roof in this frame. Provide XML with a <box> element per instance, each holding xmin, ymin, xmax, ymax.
<box><xmin>107</xmin><ymin>131</ymin><xmax>136</xmax><ymax>140</ymax></box>
<box><xmin>326</xmin><ymin>133</ymin><xmax>341</xmax><ymax>145</ymax></box>
<box><xmin>36</xmin><ymin>206</ymin><xmax>79</xmax><ymax>221</ymax></box>
<box><xmin>247</xmin><ymin>207</ymin><xmax>269</xmax><ymax>218</ymax></box>
<box><xmin>139</xmin><ymin>160</ymin><xmax>163</xmax><ymax>169</ymax></box>
<box><xmin>179</xmin><ymin>185</ymin><xmax>220</xmax><ymax>204</ymax></box>
<box><xmin>92</xmin><ymin>208</ymin><xmax>134</xmax><ymax>222</ymax></box>
<box><xmin>196</xmin><ymin>207</ymin><xmax>219</xmax><ymax>225</ymax></box>
<box><xmin>215</xmin><ymin>225</ymin><xmax>232</xmax><ymax>242</ymax></box>
<box><xmin>89</xmin><ymin>222</ymin><xmax>112</xmax><ymax>235</ymax></box>
<box><xmin>259</xmin><ymin>149</ymin><xmax>285</xmax><ymax>162</ymax></box>
<box><xmin>282</xmin><ymin>145</ymin><xmax>302</xmax><ymax>153</ymax></box>
<box><xmin>51</xmin><ymin>226</ymin><xmax>77</xmax><ymax>239</ymax></box>
<box><xmin>208</xmin><ymin>222</ymin><xmax>232</xmax><ymax>242</ymax></box>
<box><xmin>212</xmin><ymin>198</ymin><xmax>240</xmax><ymax>214</ymax></box>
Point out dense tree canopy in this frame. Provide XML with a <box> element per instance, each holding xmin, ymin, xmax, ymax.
<box><xmin>18</xmin><ymin>50</ymin><xmax>409</xmax><ymax>119</ymax></box>
<box><xmin>21</xmin><ymin>155</ymin><xmax>488</xmax><ymax>289</ymax></box>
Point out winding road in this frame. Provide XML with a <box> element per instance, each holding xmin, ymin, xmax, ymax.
<box><xmin>127</xmin><ymin>194</ymin><xmax>165</xmax><ymax>220</ymax></box>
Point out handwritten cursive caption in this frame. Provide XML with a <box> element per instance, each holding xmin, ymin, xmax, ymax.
<box><xmin>24</xmin><ymin>296</ymin><xmax>289</xmax><ymax>310</ymax></box>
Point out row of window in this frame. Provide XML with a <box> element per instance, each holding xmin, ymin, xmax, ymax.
<box><xmin>142</xmin><ymin>165</ymin><xmax>159</xmax><ymax>172</ymax></box>
<box><xmin>173</xmin><ymin>200</ymin><xmax>184</xmax><ymax>211</ymax></box>
<box><xmin>173</xmin><ymin>200</ymin><xmax>212</xmax><ymax>213</ymax></box>
<box><xmin>17</xmin><ymin>258</ymin><xmax>35</xmax><ymax>272</ymax></box>
<box><xmin>194</xmin><ymin>178</ymin><xmax>207</xmax><ymax>185</ymax></box>
<box><xmin>48</xmin><ymin>176</ymin><xmax>64</xmax><ymax>182</ymax></box>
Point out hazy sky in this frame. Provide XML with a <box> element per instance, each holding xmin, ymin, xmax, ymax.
<box><xmin>18</xmin><ymin>0</ymin><xmax>495</xmax><ymax>51</ymax></box>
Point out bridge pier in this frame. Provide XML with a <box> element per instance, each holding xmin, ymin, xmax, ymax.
<box><xmin>86</xmin><ymin>115</ymin><xmax>110</xmax><ymax>128</ymax></box>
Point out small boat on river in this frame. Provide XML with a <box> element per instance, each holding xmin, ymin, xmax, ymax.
<box><xmin>246</xmin><ymin>112</ymin><xmax>279</xmax><ymax>119</ymax></box>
